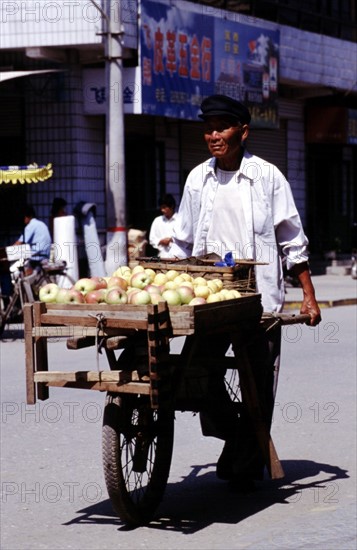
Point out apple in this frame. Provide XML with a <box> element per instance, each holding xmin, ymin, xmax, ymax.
<box><xmin>107</xmin><ymin>276</ymin><xmax>128</xmax><ymax>291</ymax></box>
<box><xmin>85</xmin><ymin>289</ymin><xmax>107</xmax><ymax>303</ymax></box>
<box><xmin>230</xmin><ymin>289</ymin><xmax>242</xmax><ymax>298</ymax></box>
<box><xmin>91</xmin><ymin>276</ymin><xmax>107</xmax><ymax>290</ymax></box>
<box><xmin>173</xmin><ymin>275</ymin><xmax>185</xmax><ymax>285</ymax></box>
<box><xmin>165</xmin><ymin>269</ymin><xmax>179</xmax><ymax>281</ymax></box>
<box><xmin>144</xmin><ymin>284</ymin><xmax>162</xmax><ymax>295</ymax></box>
<box><xmin>150</xmin><ymin>293</ymin><xmax>166</xmax><ymax>305</ymax></box>
<box><xmin>144</xmin><ymin>268</ymin><xmax>156</xmax><ymax>280</ymax></box>
<box><xmin>130</xmin><ymin>271</ymin><xmax>153</xmax><ymax>289</ymax></box>
<box><xmin>74</xmin><ymin>277</ymin><xmax>98</xmax><ymax>294</ymax></box>
<box><xmin>194</xmin><ymin>285</ymin><xmax>211</xmax><ymax>299</ymax></box>
<box><xmin>188</xmin><ymin>297</ymin><xmax>207</xmax><ymax>306</ymax></box>
<box><xmin>206</xmin><ymin>293</ymin><xmax>222</xmax><ymax>303</ymax></box>
<box><xmin>106</xmin><ymin>287</ymin><xmax>128</xmax><ymax>304</ymax></box>
<box><xmin>131</xmin><ymin>264</ymin><xmax>145</xmax><ymax>274</ymax></box>
<box><xmin>39</xmin><ymin>283</ymin><xmax>59</xmax><ymax>303</ymax></box>
<box><xmin>193</xmin><ymin>276</ymin><xmax>207</xmax><ymax>286</ymax></box>
<box><xmin>212</xmin><ymin>278</ymin><xmax>224</xmax><ymax>291</ymax></box>
<box><xmin>113</xmin><ymin>266</ymin><xmax>131</xmax><ymax>278</ymax></box>
<box><xmin>162</xmin><ymin>289</ymin><xmax>182</xmax><ymax>306</ymax></box>
<box><xmin>55</xmin><ymin>287</ymin><xmax>71</xmax><ymax>304</ymax></box>
<box><xmin>163</xmin><ymin>280</ymin><xmax>178</xmax><ymax>290</ymax></box>
<box><xmin>180</xmin><ymin>273</ymin><xmax>193</xmax><ymax>282</ymax></box>
<box><xmin>177</xmin><ymin>285</ymin><xmax>195</xmax><ymax>304</ymax></box>
<box><xmin>127</xmin><ymin>288</ymin><xmax>141</xmax><ymax>303</ymax></box>
<box><xmin>67</xmin><ymin>288</ymin><xmax>86</xmax><ymax>304</ymax></box>
<box><xmin>153</xmin><ymin>273</ymin><xmax>168</xmax><ymax>286</ymax></box>
<box><xmin>130</xmin><ymin>289</ymin><xmax>152</xmax><ymax>305</ymax></box>
<box><xmin>178</xmin><ymin>281</ymin><xmax>194</xmax><ymax>290</ymax></box>
<box><xmin>207</xmin><ymin>280</ymin><xmax>219</xmax><ymax>294</ymax></box>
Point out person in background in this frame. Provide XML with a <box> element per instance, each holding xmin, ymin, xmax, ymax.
<box><xmin>49</xmin><ymin>197</ymin><xmax>67</xmax><ymax>238</ymax></box>
<box><xmin>172</xmin><ymin>94</ymin><xmax>321</xmax><ymax>490</ymax></box>
<box><xmin>149</xmin><ymin>194</ymin><xmax>178</xmax><ymax>259</ymax></box>
<box><xmin>14</xmin><ymin>205</ymin><xmax>52</xmax><ymax>274</ymax></box>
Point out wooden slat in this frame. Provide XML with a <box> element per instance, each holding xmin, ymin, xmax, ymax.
<box><xmin>33</xmin><ymin>302</ymin><xmax>49</xmax><ymax>401</ymax></box>
<box><xmin>33</xmin><ymin>370</ymin><xmax>147</xmax><ymax>383</ymax></box>
<box><xmin>24</xmin><ymin>303</ymin><xmax>36</xmax><ymax>405</ymax></box>
<box><xmin>35</xmin><ymin>380</ymin><xmax>150</xmax><ymax>394</ymax></box>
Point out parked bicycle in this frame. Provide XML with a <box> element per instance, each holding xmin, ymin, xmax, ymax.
<box><xmin>0</xmin><ymin>258</ymin><xmax>75</xmax><ymax>336</ymax></box>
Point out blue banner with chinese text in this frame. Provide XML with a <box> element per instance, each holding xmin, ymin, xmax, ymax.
<box><xmin>140</xmin><ymin>0</ymin><xmax>280</xmax><ymax>127</ymax></box>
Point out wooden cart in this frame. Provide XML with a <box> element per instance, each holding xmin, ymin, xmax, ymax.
<box><xmin>23</xmin><ymin>290</ymin><xmax>309</xmax><ymax>526</ymax></box>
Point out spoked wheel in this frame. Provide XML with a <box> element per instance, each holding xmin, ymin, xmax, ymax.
<box><xmin>102</xmin><ymin>392</ymin><xmax>174</xmax><ymax>526</ymax></box>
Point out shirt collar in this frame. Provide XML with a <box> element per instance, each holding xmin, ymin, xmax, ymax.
<box><xmin>205</xmin><ymin>150</ymin><xmax>252</xmax><ymax>182</ymax></box>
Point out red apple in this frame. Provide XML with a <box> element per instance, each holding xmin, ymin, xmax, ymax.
<box><xmin>74</xmin><ymin>277</ymin><xmax>98</xmax><ymax>294</ymax></box>
<box><xmin>177</xmin><ymin>285</ymin><xmax>195</xmax><ymax>304</ymax></box>
<box><xmin>85</xmin><ymin>289</ymin><xmax>107</xmax><ymax>303</ymax></box>
<box><xmin>107</xmin><ymin>276</ymin><xmax>128</xmax><ymax>291</ymax></box>
<box><xmin>188</xmin><ymin>297</ymin><xmax>207</xmax><ymax>306</ymax></box>
<box><xmin>106</xmin><ymin>288</ymin><xmax>128</xmax><ymax>304</ymax></box>
<box><xmin>67</xmin><ymin>288</ymin><xmax>86</xmax><ymax>304</ymax></box>
<box><xmin>91</xmin><ymin>276</ymin><xmax>108</xmax><ymax>290</ymax></box>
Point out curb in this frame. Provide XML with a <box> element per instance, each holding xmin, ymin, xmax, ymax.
<box><xmin>284</xmin><ymin>298</ymin><xmax>357</xmax><ymax>310</ymax></box>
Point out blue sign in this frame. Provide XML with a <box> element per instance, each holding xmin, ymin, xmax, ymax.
<box><xmin>140</xmin><ymin>0</ymin><xmax>280</xmax><ymax>127</ymax></box>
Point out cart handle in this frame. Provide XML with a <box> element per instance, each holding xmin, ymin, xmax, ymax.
<box><xmin>262</xmin><ymin>312</ymin><xmax>311</xmax><ymax>327</ymax></box>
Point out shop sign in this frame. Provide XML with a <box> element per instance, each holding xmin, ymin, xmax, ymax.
<box><xmin>82</xmin><ymin>67</ymin><xmax>142</xmax><ymax>115</ymax></box>
<box><xmin>140</xmin><ymin>0</ymin><xmax>280</xmax><ymax>127</ymax></box>
<box><xmin>306</xmin><ymin>106</ymin><xmax>357</xmax><ymax>145</ymax></box>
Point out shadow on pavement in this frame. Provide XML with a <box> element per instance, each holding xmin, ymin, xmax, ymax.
<box><xmin>64</xmin><ymin>459</ymin><xmax>349</xmax><ymax>532</ymax></box>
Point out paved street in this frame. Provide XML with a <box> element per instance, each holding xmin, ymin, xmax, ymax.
<box><xmin>0</xmin><ymin>279</ymin><xmax>356</xmax><ymax>549</ymax></box>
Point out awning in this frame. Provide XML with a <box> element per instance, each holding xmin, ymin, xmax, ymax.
<box><xmin>0</xmin><ymin>163</ymin><xmax>53</xmax><ymax>184</ymax></box>
<box><xmin>0</xmin><ymin>69</ymin><xmax>63</xmax><ymax>84</ymax></box>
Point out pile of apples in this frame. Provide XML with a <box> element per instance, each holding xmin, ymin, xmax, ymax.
<box><xmin>38</xmin><ymin>265</ymin><xmax>242</xmax><ymax>306</ymax></box>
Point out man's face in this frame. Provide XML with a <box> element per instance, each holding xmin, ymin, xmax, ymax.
<box><xmin>160</xmin><ymin>205</ymin><xmax>174</xmax><ymax>219</ymax></box>
<box><xmin>203</xmin><ymin>116</ymin><xmax>248</xmax><ymax>163</ymax></box>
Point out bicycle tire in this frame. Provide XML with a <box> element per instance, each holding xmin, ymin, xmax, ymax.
<box><xmin>102</xmin><ymin>393</ymin><xmax>174</xmax><ymax>526</ymax></box>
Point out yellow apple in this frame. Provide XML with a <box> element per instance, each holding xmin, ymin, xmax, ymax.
<box><xmin>164</xmin><ymin>280</ymin><xmax>178</xmax><ymax>290</ymax></box>
<box><xmin>212</xmin><ymin>278</ymin><xmax>224</xmax><ymax>291</ymax></box>
<box><xmin>193</xmin><ymin>276</ymin><xmax>207</xmax><ymax>286</ymax></box>
<box><xmin>207</xmin><ymin>280</ymin><xmax>219</xmax><ymax>294</ymax></box>
<box><xmin>181</xmin><ymin>273</ymin><xmax>193</xmax><ymax>282</ymax></box>
<box><xmin>166</xmin><ymin>269</ymin><xmax>179</xmax><ymax>281</ymax></box>
<box><xmin>154</xmin><ymin>273</ymin><xmax>168</xmax><ymax>285</ymax></box>
<box><xmin>194</xmin><ymin>285</ymin><xmax>211</xmax><ymax>299</ymax></box>
<box><xmin>144</xmin><ymin>268</ymin><xmax>156</xmax><ymax>280</ymax></box>
<box><xmin>206</xmin><ymin>293</ymin><xmax>222</xmax><ymax>303</ymax></box>
<box><xmin>173</xmin><ymin>275</ymin><xmax>185</xmax><ymax>285</ymax></box>
<box><xmin>132</xmin><ymin>264</ymin><xmax>145</xmax><ymax>274</ymax></box>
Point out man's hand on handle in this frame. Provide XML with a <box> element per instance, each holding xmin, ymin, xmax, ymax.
<box><xmin>291</xmin><ymin>261</ymin><xmax>322</xmax><ymax>327</ymax></box>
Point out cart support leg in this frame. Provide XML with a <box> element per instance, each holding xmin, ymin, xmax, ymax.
<box><xmin>230</xmin><ymin>332</ymin><xmax>285</xmax><ymax>480</ymax></box>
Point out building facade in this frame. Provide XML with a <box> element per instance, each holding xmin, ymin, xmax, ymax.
<box><xmin>0</xmin><ymin>0</ymin><xmax>356</xmax><ymax>267</ymax></box>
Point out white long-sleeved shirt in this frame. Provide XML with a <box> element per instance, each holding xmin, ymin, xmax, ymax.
<box><xmin>171</xmin><ymin>151</ymin><xmax>309</xmax><ymax>312</ymax></box>
<box><xmin>149</xmin><ymin>213</ymin><xmax>179</xmax><ymax>258</ymax></box>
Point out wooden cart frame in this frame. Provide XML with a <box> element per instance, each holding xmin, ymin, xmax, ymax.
<box><xmin>23</xmin><ymin>295</ymin><xmax>308</xmax><ymax>525</ymax></box>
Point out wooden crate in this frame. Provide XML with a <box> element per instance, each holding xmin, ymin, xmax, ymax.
<box><xmin>140</xmin><ymin>258</ymin><xmax>260</xmax><ymax>292</ymax></box>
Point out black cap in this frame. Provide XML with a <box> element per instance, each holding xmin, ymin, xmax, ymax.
<box><xmin>199</xmin><ymin>94</ymin><xmax>251</xmax><ymax>124</ymax></box>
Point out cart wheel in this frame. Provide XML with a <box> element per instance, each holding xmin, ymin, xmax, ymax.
<box><xmin>102</xmin><ymin>393</ymin><xmax>174</xmax><ymax>526</ymax></box>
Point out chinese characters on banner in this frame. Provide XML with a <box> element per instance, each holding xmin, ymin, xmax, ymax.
<box><xmin>141</xmin><ymin>0</ymin><xmax>280</xmax><ymax>128</ymax></box>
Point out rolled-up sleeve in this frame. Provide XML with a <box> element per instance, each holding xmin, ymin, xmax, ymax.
<box><xmin>272</xmin><ymin>173</ymin><xmax>309</xmax><ymax>269</ymax></box>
